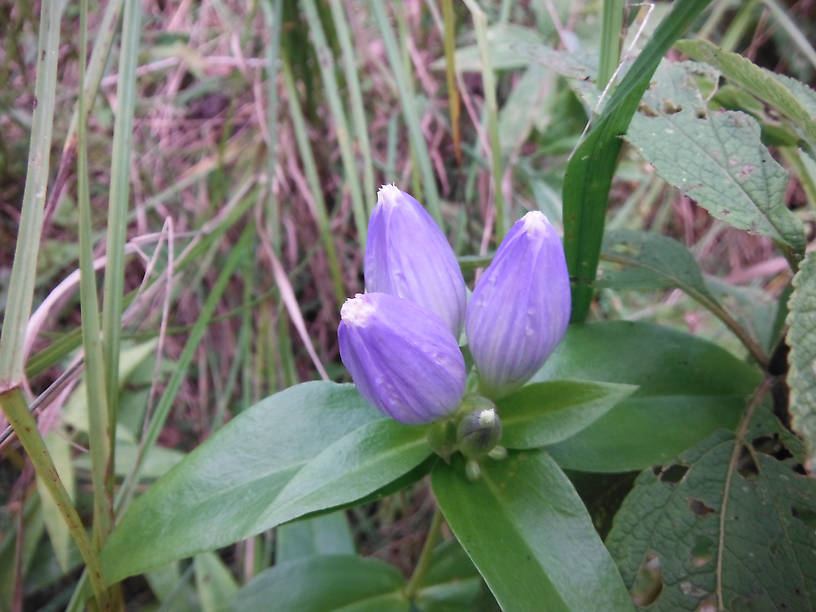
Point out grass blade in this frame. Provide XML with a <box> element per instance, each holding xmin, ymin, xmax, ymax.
<box><xmin>0</xmin><ymin>0</ymin><xmax>62</xmax><ymax>385</ymax></box>
<box><xmin>597</xmin><ymin>0</ymin><xmax>624</xmax><ymax>89</ymax></box>
<box><xmin>562</xmin><ymin>0</ymin><xmax>712</xmax><ymax>322</ymax></box>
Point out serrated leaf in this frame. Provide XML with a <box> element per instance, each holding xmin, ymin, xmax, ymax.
<box><xmin>229</xmin><ymin>555</ymin><xmax>409</xmax><ymax>612</ymax></box>
<box><xmin>276</xmin><ymin>511</ymin><xmax>355</xmax><ymax>563</ymax></box>
<box><xmin>432</xmin><ymin>451</ymin><xmax>633</xmax><ymax>611</ymax></box>
<box><xmin>606</xmin><ymin>401</ymin><xmax>816</xmax><ymax>610</ymax></box>
<box><xmin>675</xmin><ymin>38</ymin><xmax>816</xmax><ymax>148</ymax></box>
<box><xmin>101</xmin><ymin>382</ymin><xmax>427</xmax><ymax>583</ymax></box>
<box><xmin>598</xmin><ymin>229</ymin><xmax>714</xmax><ymax>300</ymax></box>
<box><xmin>499</xmin><ymin>380</ymin><xmax>638</xmax><ymax>449</ymax></box>
<box><xmin>787</xmin><ymin>252</ymin><xmax>816</xmax><ymax>468</ymax></box>
<box><xmin>627</xmin><ymin>62</ymin><xmax>805</xmax><ymax>254</ymax></box>
<box><xmin>532</xmin><ymin>322</ymin><xmax>761</xmax><ymax>472</ymax></box>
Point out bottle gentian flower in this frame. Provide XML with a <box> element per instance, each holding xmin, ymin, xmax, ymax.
<box><xmin>365</xmin><ymin>185</ymin><xmax>467</xmax><ymax>338</ymax></box>
<box><xmin>338</xmin><ymin>292</ymin><xmax>466</xmax><ymax>424</ymax></box>
<box><xmin>466</xmin><ymin>211</ymin><xmax>571</xmax><ymax>398</ymax></box>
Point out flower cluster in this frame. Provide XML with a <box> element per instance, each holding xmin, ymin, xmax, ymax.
<box><xmin>338</xmin><ymin>185</ymin><xmax>570</xmax><ymax>425</ymax></box>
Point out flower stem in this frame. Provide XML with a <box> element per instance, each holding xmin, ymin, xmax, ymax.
<box><xmin>404</xmin><ymin>508</ymin><xmax>444</xmax><ymax>600</ymax></box>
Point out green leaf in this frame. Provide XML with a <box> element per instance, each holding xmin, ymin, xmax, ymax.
<box><xmin>276</xmin><ymin>511</ymin><xmax>355</xmax><ymax>563</ymax></box>
<box><xmin>787</xmin><ymin>252</ymin><xmax>816</xmax><ymax>467</ymax></box>
<box><xmin>74</xmin><ymin>439</ymin><xmax>185</xmax><ymax>479</ymax></box>
<box><xmin>432</xmin><ymin>451</ymin><xmax>633</xmax><ymax>611</ymax></box>
<box><xmin>626</xmin><ymin>62</ymin><xmax>806</xmax><ymax>255</ymax></box>
<box><xmin>675</xmin><ymin>38</ymin><xmax>816</xmax><ymax>149</ymax></box>
<box><xmin>563</xmin><ymin>0</ymin><xmax>713</xmax><ymax>321</ymax></box>
<box><xmin>598</xmin><ymin>229</ymin><xmax>714</xmax><ymax>299</ymax></box>
<box><xmin>229</xmin><ymin>555</ymin><xmax>409</xmax><ymax>612</ymax></box>
<box><xmin>37</xmin><ymin>430</ymin><xmax>75</xmax><ymax>571</ymax></box>
<box><xmin>606</xmin><ymin>401</ymin><xmax>816</xmax><ymax>610</ymax></box>
<box><xmin>415</xmin><ymin>540</ymin><xmax>484</xmax><ymax>612</ymax></box>
<box><xmin>194</xmin><ymin>552</ymin><xmax>238</xmax><ymax>612</ymax></box>
<box><xmin>250</xmin><ymin>418</ymin><xmax>431</xmax><ymax>533</ymax></box>
<box><xmin>499</xmin><ymin>380</ymin><xmax>638</xmax><ymax>449</ymax></box>
<box><xmin>102</xmin><ymin>382</ymin><xmax>428</xmax><ymax>582</ymax></box>
<box><xmin>532</xmin><ymin>322</ymin><xmax>761</xmax><ymax>472</ymax></box>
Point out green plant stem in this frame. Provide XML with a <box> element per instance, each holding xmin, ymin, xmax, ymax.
<box><xmin>598</xmin><ymin>0</ymin><xmax>624</xmax><ymax>89</ymax></box>
<box><xmin>370</xmin><ymin>0</ymin><xmax>442</xmax><ymax>225</ymax></box>
<box><xmin>602</xmin><ymin>253</ymin><xmax>770</xmax><ymax>369</ymax></box>
<box><xmin>442</xmin><ymin>0</ymin><xmax>462</xmax><ymax>164</ymax></box>
<box><xmin>0</xmin><ymin>0</ymin><xmax>61</xmax><ymax>386</ymax></box>
<box><xmin>101</xmin><ymin>0</ymin><xmax>141</xmax><ymax>499</ymax></box>
<box><xmin>0</xmin><ymin>387</ymin><xmax>109</xmax><ymax>609</ymax></box>
<box><xmin>78</xmin><ymin>0</ymin><xmax>113</xmax><ymax>549</ymax></box>
<box><xmin>463</xmin><ymin>0</ymin><xmax>506</xmax><ymax>240</ymax></box>
<box><xmin>404</xmin><ymin>508</ymin><xmax>443</xmax><ymax>600</ymax></box>
<box><xmin>262</xmin><ymin>0</ymin><xmax>283</xmax><ymax>253</ymax></box>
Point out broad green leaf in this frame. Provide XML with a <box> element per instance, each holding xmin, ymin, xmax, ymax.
<box><xmin>250</xmin><ymin>418</ymin><xmax>431</xmax><ymax>533</ymax></box>
<box><xmin>432</xmin><ymin>451</ymin><xmax>633</xmax><ymax>611</ymax></box>
<box><xmin>194</xmin><ymin>552</ymin><xmax>238</xmax><ymax>612</ymax></box>
<box><xmin>626</xmin><ymin>62</ymin><xmax>806</xmax><ymax>255</ymax></box>
<box><xmin>415</xmin><ymin>540</ymin><xmax>484</xmax><ymax>612</ymax></box>
<box><xmin>598</xmin><ymin>229</ymin><xmax>714</xmax><ymax>300</ymax></box>
<box><xmin>229</xmin><ymin>555</ymin><xmax>409</xmax><ymax>612</ymax></box>
<box><xmin>532</xmin><ymin>322</ymin><xmax>761</xmax><ymax>472</ymax></box>
<box><xmin>37</xmin><ymin>429</ymin><xmax>75</xmax><ymax>571</ymax></box>
<box><xmin>499</xmin><ymin>380</ymin><xmax>637</xmax><ymax>449</ymax></box>
<box><xmin>102</xmin><ymin>382</ymin><xmax>426</xmax><ymax>582</ymax></box>
<box><xmin>606</xmin><ymin>402</ymin><xmax>816</xmax><ymax>610</ymax></box>
<box><xmin>787</xmin><ymin>252</ymin><xmax>816</xmax><ymax>467</ymax></box>
<box><xmin>563</xmin><ymin>0</ymin><xmax>713</xmax><ymax>321</ymax></box>
<box><xmin>276</xmin><ymin>511</ymin><xmax>355</xmax><ymax>563</ymax></box>
<box><xmin>675</xmin><ymin>38</ymin><xmax>816</xmax><ymax>148</ymax></box>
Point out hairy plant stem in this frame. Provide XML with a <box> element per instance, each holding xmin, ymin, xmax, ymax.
<box><xmin>404</xmin><ymin>508</ymin><xmax>443</xmax><ymax>600</ymax></box>
<box><xmin>0</xmin><ymin>387</ymin><xmax>110</xmax><ymax>609</ymax></box>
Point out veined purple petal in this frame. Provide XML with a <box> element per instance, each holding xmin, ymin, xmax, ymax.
<box><xmin>338</xmin><ymin>292</ymin><xmax>466</xmax><ymax>424</ymax></box>
<box><xmin>466</xmin><ymin>212</ymin><xmax>571</xmax><ymax>398</ymax></box>
<box><xmin>365</xmin><ymin>185</ymin><xmax>467</xmax><ymax>338</ymax></box>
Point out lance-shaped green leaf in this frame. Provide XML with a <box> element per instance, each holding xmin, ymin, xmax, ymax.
<box><xmin>498</xmin><ymin>380</ymin><xmax>637</xmax><ymax>449</ymax></box>
<box><xmin>276</xmin><ymin>511</ymin><xmax>355</xmax><ymax>563</ymax></box>
<box><xmin>229</xmin><ymin>555</ymin><xmax>409</xmax><ymax>612</ymax></box>
<box><xmin>606</xmin><ymin>402</ymin><xmax>816</xmax><ymax>610</ymax></box>
<box><xmin>414</xmin><ymin>540</ymin><xmax>484</xmax><ymax>611</ymax></box>
<box><xmin>101</xmin><ymin>383</ymin><xmax>428</xmax><ymax>583</ymax></box>
<box><xmin>627</xmin><ymin>61</ymin><xmax>806</xmax><ymax>256</ymax></box>
<box><xmin>531</xmin><ymin>322</ymin><xmax>761</xmax><ymax>472</ymax></box>
<box><xmin>675</xmin><ymin>38</ymin><xmax>816</xmax><ymax>149</ymax></box>
<box><xmin>432</xmin><ymin>451</ymin><xmax>633</xmax><ymax>611</ymax></box>
<box><xmin>787</xmin><ymin>252</ymin><xmax>816</xmax><ymax>468</ymax></box>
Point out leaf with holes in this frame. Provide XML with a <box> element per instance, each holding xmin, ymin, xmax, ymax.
<box><xmin>627</xmin><ymin>61</ymin><xmax>806</xmax><ymax>257</ymax></box>
<box><xmin>787</xmin><ymin>252</ymin><xmax>816</xmax><ymax>469</ymax></box>
<box><xmin>606</xmin><ymin>398</ymin><xmax>816</xmax><ymax>610</ymax></box>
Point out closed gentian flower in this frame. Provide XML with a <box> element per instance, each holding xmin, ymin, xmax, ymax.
<box><xmin>338</xmin><ymin>292</ymin><xmax>466</xmax><ymax>424</ymax></box>
<box><xmin>466</xmin><ymin>211</ymin><xmax>571</xmax><ymax>398</ymax></box>
<box><xmin>365</xmin><ymin>185</ymin><xmax>467</xmax><ymax>338</ymax></box>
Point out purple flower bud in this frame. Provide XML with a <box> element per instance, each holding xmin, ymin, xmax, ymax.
<box><xmin>338</xmin><ymin>292</ymin><xmax>466</xmax><ymax>424</ymax></box>
<box><xmin>365</xmin><ymin>185</ymin><xmax>467</xmax><ymax>338</ymax></box>
<box><xmin>466</xmin><ymin>212</ymin><xmax>571</xmax><ymax>398</ymax></box>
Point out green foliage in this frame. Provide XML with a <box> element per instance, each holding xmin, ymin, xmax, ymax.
<box><xmin>626</xmin><ymin>61</ymin><xmax>806</xmax><ymax>257</ymax></box>
<box><xmin>276</xmin><ymin>511</ymin><xmax>355</xmax><ymax>563</ymax></box>
<box><xmin>432</xmin><ymin>451</ymin><xmax>633</xmax><ymax>611</ymax></box>
<box><xmin>533</xmin><ymin>322</ymin><xmax>762</xmax><ymax>472</ymax></box>
<box><xmin>607</xmin><ymin>400</ymin><xmax>816</xmax><ymax>610</ymax></box>
<box><xmin>787</xmin><ymin>252</ymin><xmax>816</xmax><ymax>468</ymax></box>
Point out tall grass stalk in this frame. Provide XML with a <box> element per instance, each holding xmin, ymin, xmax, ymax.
<box><xmin>300</xmin><ymin>0</ymin><xmax>368</xmax><ymax>246</ymax></box>
<box><xmin>281</xmin><ymin>57</ymin><xmax>346</xmax><ymax>307</ymax></box>
<box><xmin>101</xmin><ymin>0</ymin><xmax>141</xmax><ymax>497</ymax></box>
<box><xmin>370</xmin><ymin>1</ymin><xmax>443</xmax><ymax>225</ymax></box>
<box><xmin>78</xmin><ymin>0</ymin><xmax>113</xmax><ymax>549</ymax></box>
<box><xmin>463</xmin><ymin>0</ymin><xmax>506</xmax><ymax>239</ymax></box>
<box><xmin>598</xmin><ymin>0</ymin><xmax>624</xmax><ymax>89</ymax></box>
<box><xmin>442</xmin><ymin>0</ymin><xmax>462</xmax><ymax>164</ymax></box>
<box><xmin>330</xmin><ymin>0</ymin><xmax>377</xmax><ymax>214</ymax></box>
<box><xmin>262</xmin><ymin>0</ymin><xmax>283</xmax><ymax>253</ymax></box>
<box><xmin>0</xmin><ymin>0</ymin><xmax>62</xmax><ymax>385</ymax></box>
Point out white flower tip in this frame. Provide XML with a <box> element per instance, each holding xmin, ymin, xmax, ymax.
<box><xmin>341</xmin><ymin>293</ymin><xmax>375</xmax><ymax>327</ymax></box>
<box><xmin>520</xmin><ymin>211</ymin><xmax>552</xmax><ymax>235</ymax></box>
<box><xmin>377</xmin><ymin>183</ymin><xmax>404</xmax><ymax>208</ymax></box>
<box><xmin>478</xmin><ymin>408</ymin><xmax>497</xmax><ymax>427</ymax></box>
